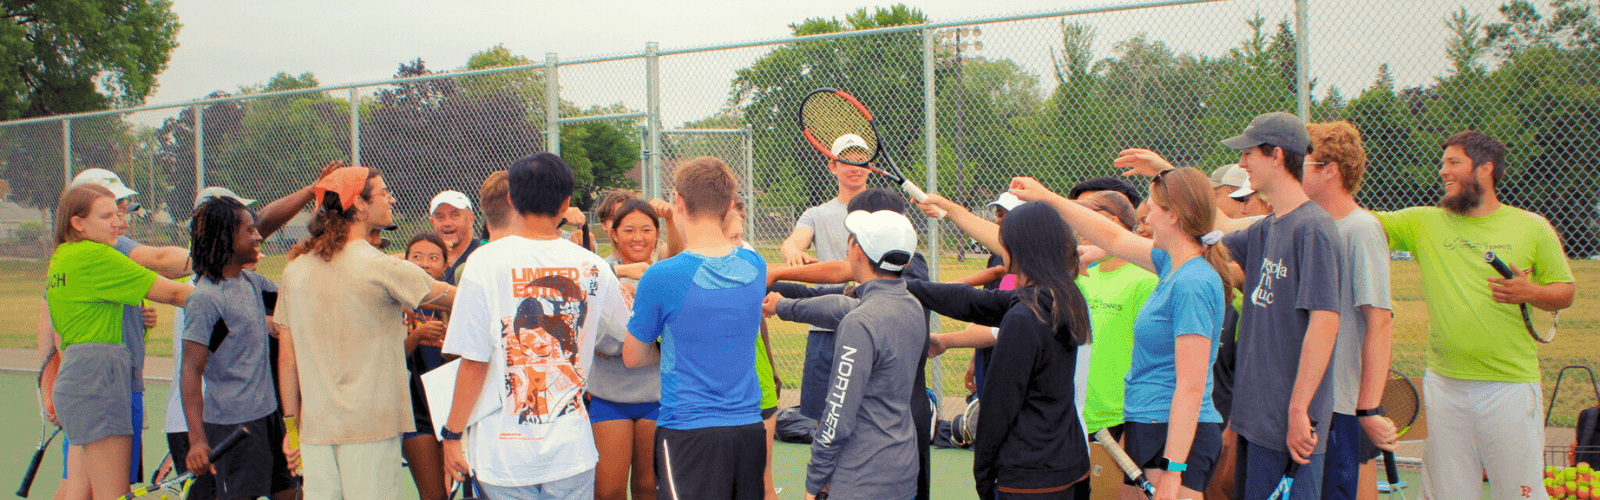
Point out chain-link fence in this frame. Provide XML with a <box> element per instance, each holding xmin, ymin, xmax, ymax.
<box><xmin>3</xmin><ymin>0</ymin><xmax>1597</xmax><ymax>422</ymax></box>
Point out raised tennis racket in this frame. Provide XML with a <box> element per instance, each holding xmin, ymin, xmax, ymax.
<box><xmin>16</xmin><ymin>352</ymin><xmax>61</xmax><ymax>498</ymax></box>
<box><xmin>1377</xmin><ymin>370</ymin><xmax>1420</xmax><ymax>499</ymax></box>
<box><xmin>798</xmin><ymin>88</ymin><xmax>945</xmax><ymax>218</ymax></box>
<box><xmin>1485</xmin><ymin>251</ymin><xmax>1557</xmax><ymax>343</ymax></box>
<box><xmin>1093</xmin><ymin>428</ymin><xmax>1156</xmax><ymax>499</ymax></box>
<box><xmin>117</xmin><ymin>426</ymin><xmax>248</xmax><ymax>500</ymax></box>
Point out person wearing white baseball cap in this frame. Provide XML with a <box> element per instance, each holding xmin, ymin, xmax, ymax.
<box><xmin>193</xmin><ymin>186</ymin><xmax>256</xmax><ymax>209</ymax></box>
<box><xmin>763</xmin><ymin>209</ymin><xmax>925</xmax><ymax>500</ymax></box>
<box><xmin>427</xmin><ymin>190</ymin><xmax>480</xmax><ymax>284</ymax></box>
<box><xmin>1228</xmin><ymin>178</ymin><xmax>1272</xmax><ymax>218</ymax></box>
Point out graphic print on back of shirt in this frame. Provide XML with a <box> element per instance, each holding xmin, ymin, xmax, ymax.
<box><xmin>503</xmin><ymin>267</ymin><xmax>591</xmax><ymax>426</ymax></box>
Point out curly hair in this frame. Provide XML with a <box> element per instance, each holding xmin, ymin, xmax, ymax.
<box><xmin>190</xmin><ymin>197</ymin><xmax>249</xmax><ymax>282</ymax></box>
<box><xmin>1308</xmin><ymin>121</ymin><xmax>1370</xmax><ymax>194</ymax></box>
<box><xmin>290</xmin><ymin>166</ymin><xmax>381</xmax><ymax>261</ymax></box>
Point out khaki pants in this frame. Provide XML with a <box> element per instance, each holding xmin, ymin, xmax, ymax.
<box><xmin>301</xmin><ymin>436</ymin><xmax>405</xmax><ymax>500</ymax></box>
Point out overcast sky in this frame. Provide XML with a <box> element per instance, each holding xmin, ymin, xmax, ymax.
<box><xmin>137</xmin><ymin>0</ymin><xmax>1515</xmax><ymax>126</ymax></box>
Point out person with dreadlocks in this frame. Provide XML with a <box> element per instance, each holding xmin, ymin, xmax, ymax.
<box><xmin>178</xmin><ymin>197</ymin><xmax>297</xmax><ymax>500</ymax></box>
<box><xmin>275</xmin><ymin>166</ymin><xmax>457</xmax><ymax>499</ymax></box>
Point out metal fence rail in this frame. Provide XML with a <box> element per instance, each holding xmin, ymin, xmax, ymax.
<box><xmin>3</xmin><ymin>0</ymin><xmax>1597</xmax><ymax>419</ymax></box>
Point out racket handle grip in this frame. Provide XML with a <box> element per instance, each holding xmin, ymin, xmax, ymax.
<box><xmin>208</xmin><ymin>426</ymin><xmax>250</xmax><ymax>462</ymax></box>
<box><xmin>898</xmin><ymin>181</ymin><xmax>947</xmax><ymax>219</ymax></box>
<box><xmin>1484</xmin><ymin>252</ymin><xmax>1515</xmax><ymax>278</ymax></box>
<box><xmin>16</xmin><ymin>449</ymin><xmax>45</xmax><ymax>497</ymax></box>
<box><xmin>1382</xmin><ymin>450</ymin><xmax>1401</xmax><ymax>486</ymax></box>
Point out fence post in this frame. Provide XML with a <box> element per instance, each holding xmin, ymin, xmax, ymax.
<box><xmin>1295</xmin><ymin>0</ymin><xmax>1310</xmax><ymax>119</ymax></box>
<box><xmin>545</xmin><ymin>53</ymin><xmax>561</xmax><ymax>156</ymax></box>
<box><xmin>645</xmin><ymin>42</ymin><xmax>662</xmax><ymax>201</ymax></box>
<box><xmin>742</xmin><ymin>125</ymin><xmax>755</xmax><ymax>236</ymax></box>
<box><xmin>194</xmin><ymin>104</ymin><xmax>205</xmax><ymax>193</ymax></box>
<box><xmin>921</xmin><ymin>27</ymin><xmax>944</xmax><ymax>396</ymax></box>
<box><xmin>349</xmin><ymin>88</ymin><xmax>361</xmax><ymax>165</ymax></box>
<box><xmin>61</xmin><ymin>120</ymin><xmax>71</xmax><ymax>184</ymax></box>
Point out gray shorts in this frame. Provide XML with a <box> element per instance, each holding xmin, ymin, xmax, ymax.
<box><xmin>54</xmin><ymin>343</ymin><xmax>134</xmax><ymax>445</ymax></box>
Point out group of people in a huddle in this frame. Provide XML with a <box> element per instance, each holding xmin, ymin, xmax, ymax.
<box><xmin>38</xmin><ymin>109</ymin><xmax>1574</xmax><ymax>500</ymax></box>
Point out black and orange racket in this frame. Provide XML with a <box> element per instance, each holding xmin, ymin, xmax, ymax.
<box><xmin>16</xmin><ymin>352</ymin><xmax>61</xmax><ymax>498</ymax></box>
<box><xmin>798</xmin><ymin>88</ymin><xmax>945</xmax><ymax>218</ymax></box>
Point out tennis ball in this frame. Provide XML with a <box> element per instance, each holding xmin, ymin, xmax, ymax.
<box><xmin>1581</xmin><ymin>463</ymin><xmax>1594</xmax><ymax>474</ymax></box>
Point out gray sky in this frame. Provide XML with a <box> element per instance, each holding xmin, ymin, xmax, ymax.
<box><xmin>140</xmin><ymin>0</ymin><xmax>1515</xmax><ymax>126</ymax></box>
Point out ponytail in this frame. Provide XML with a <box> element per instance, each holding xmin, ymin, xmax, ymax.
<box><xmin>1201</xmin><ymin>241</ymin><xmax>1239</xmax><ymax>305</ymax></box>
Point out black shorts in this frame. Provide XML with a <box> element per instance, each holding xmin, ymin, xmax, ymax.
<box><xmin>165</xmin><ymin>432</ymin><xmax>215</xmax><ymax>500</ymax></box>
<box><xmin>655</xmin><ymin>423</ymin><xmax>766</xmax><ymax>500</ymax></box>
<box><xmin>761</xmin><ymin>406</ymin><xmax>777</xmax><ymax>420</ymax></box>
<box><xmin>202</xmin><ymin>413</ymin><xmax>296</xmax><ymax>499</ymax></box>
<box><xmin>1123</xmin><ymin>421</ymin><xmax>1224</xmax><ymax>492</ymax></box>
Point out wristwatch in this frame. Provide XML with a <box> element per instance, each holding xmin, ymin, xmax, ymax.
<box><xmin>440</xmin><ymin>425</ymin><xmax>464</xmax><ymax>441</ymax></box>
<box><xmin>1157</xmin><ymin>457</ymin><xmax>1187</xmax><ymax>472</ymax></box>
<box><xmin>1355</xmin><ymin>407</ymin><xmax>1385</xmax><ymax>418</ymax></box>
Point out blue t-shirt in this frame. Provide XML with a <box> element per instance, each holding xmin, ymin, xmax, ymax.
<box><xmin>628</xmin><ymin>247</ymin><xmax>766</xmax><ymax>430</ymax></box>
<box><xmin>1123</xmin><ymin>248</ymin><xmax>1225</xmax><ymax>424</ymax></box>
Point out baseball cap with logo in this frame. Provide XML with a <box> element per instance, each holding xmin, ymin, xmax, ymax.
<box><xmin>194</xmin><ymin>186</ymin><xmax>256</xmax><ymax>209</ymax></box>
<box><xmin>1221</xmin><ymin>112</ymin><xmax>1311</xmax><ymax>156</ymax></box>
<box><xmin>988</xmin><ymin>192</ymin><xmax>1024</xmax><ymax>212</ymax></box>
<box><xmin>844</xmin><ymin>209</ymin><xmax>917</xmax><ymax>272</ymax></box>
<box><xmin>830</xmin><ymin>133</ymin><xmax>871</xmax><ymax>158</ymax></box>
<box><xmin>71</xmin><ymin>168</ymin><xmax>139</xmax><ymax>200</ymax></box>
<box><xmin>314</xmin><ymin>166</ymin><xmax>371</xmax><ymax>211</ymax></box>
<box><xmin>429</xmin><ymin>190</ymin><xmax>473</xmax><ymax>215</ymax></box>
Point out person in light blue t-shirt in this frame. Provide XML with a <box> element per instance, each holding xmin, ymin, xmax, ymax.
<box><xmin>624</xmin><ymin>157</ymin><xmax>766</xmax><ymax>500</ymax></box>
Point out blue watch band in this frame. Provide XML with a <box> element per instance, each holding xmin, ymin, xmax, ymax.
<box><xmin>1162</xmin><ymin>458</ymin><xmax>1187</xmax><ymax>472</ymax></box>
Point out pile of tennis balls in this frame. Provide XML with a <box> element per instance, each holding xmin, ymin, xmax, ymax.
<box><xmin>1547</xmin><ymin>463</ymin><xmax>1597</xmax><ymax>499</ymax></box>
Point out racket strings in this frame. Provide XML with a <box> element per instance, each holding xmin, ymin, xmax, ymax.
<box><xmin>1382</xmin><ymin>373</ymin><xmax>1421</xmax><ymax>434</ymax></box>
<box><xmin>800</xmin><ymin>92</ymin><xmax>879</xmax><ymax>158</ymax></box>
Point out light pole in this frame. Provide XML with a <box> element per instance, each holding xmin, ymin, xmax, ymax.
<box><xmin>935</xmin><ymin>26</ymin><xmax>983</xmax><ymax>260</ymax></box>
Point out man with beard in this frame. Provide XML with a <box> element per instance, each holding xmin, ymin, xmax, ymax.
<box><xmin>1377</xmin><ymin>131</ymin><xmax>1574</xmax><ymax>500</ymax></box>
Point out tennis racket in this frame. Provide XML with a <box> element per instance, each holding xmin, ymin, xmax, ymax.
<box><xmin>798</xmin><ymin>88</ymin><xmax>946</xmax><ymax>218</ymax></box>
<box><xmin>1485</xmin><ymin>251</ymin><xmax>1557</xmax><ymax>343</ymax></box>
<box><xmin>117</xmin><ymin>426</ymin><xmax>248</xmax><ymax>500</ymax></box>
<box><xmin>1265</xmin><ymin>418</ymin><xmax>1318</xmax><ymax>500</ymax></box>
<box><xmin>1092</xmin><ymin>428</ymin><xmax>1155</xmax><ymax>499</ymax></box>
<box><xmin>16</xmin><ymin>352</ymin><xmax>62</xmax><ymax>498</ymax></box>
<box><xmin>950</xmin><ymin>399</ymin><xmax>980</xmax><ymax>448</ymax></box>
<box><xmin>1378</xmin><ymin>370</ymin><xmax>1421</xmax><ymax>499</ymax></box>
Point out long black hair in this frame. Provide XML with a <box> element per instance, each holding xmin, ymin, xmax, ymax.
<box><xmin>998</xmin><ymin>202</ymin><xmax>1091</xmax><ymax>346</ymax></box>
<box><xmin>190</xmin><ymin>196</ymin><xmax>249</xmax><ymax>283</ymax></box>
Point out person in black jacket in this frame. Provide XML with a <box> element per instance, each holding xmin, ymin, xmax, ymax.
<box><xmin>902</xmin><ymin>202</ymin><xmax>1094</xmax><ymax>499</ymax></box>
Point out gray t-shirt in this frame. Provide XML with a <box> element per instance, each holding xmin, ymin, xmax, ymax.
<box><xmin>795</xmin><ymin>199</ymin><xmax>850</xmax><ymax>262</ymax></box>
<box><xmin>113</xmin><ymin>236</ymin><xmax>147</xmax><ymax>394</ymax></box>
<box><xmin>180</xmin><ymin>270</ymin><xmax>280</xmax><ymax>425</ymax></box>
<box><xmin>1222</xmin><ymin>201</ymin><xmax>1341</xmax><ymax>453</ymax></box>
<box><xmin>1330</xmin><ymin>209</ymin><xmax>1392</xmax><ymax>414</ymax></box>
<box><xmin>588</xmin><ymin>256</ymin><xmax>661</xmax><ymax>403</ymax></box>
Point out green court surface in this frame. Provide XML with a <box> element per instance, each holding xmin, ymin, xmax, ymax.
<box><xmin>0</xmin><ymin>373</ymin><xmax>980</xmax><ymax>499</ymax></box>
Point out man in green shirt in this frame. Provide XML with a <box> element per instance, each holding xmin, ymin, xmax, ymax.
<box><xmin>1376</xmin><ymin>131</ymin><xmax>1575</xmax><ymax>500</ymax></box>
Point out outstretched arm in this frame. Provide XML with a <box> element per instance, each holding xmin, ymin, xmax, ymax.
<box><xmin>919</xmin><ymin>194</ymin><xmax>1001</xmax><ymax>255</ymax></box>
<box><xmin>1009</xmin><ymin>177</ymin><xmax>1156</xmax><ymax>273</ymax></box>
<box><xmin>257</xmin><ymin>160</ymin><xmax>345</xmax><ymax>238</ymax></box>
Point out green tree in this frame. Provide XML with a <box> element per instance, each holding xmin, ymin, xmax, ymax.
<box><xmin>0</xmin><ymin>0</ymin><xmax>181</xmax><ymax>119</ymax></box>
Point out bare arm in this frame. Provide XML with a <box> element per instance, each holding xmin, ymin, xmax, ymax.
<box><xmin>622</xmin><ymin>334</ymin><xmax>660</xmax><ymax>369</ymax></box>
<box><xmin>954</xmin><ymin>266</ymin><xmax>1007</xmax><ymax>287</ymax></box>
<box><xmin>650</xmin><ymin>199</ymin><xmax>686</xmax><ymax>260</ymax></box>
<box><xmin>768</xmin><ymin>260</ymin><xmax>852</xmax><ymax>286</ymax></box>
<box><xmin>181</xmin><ymin>340</ymin><xmax>213</xmax><ymax>473</ymax></box>
<box><xmin>418</xmin><ymin>282</ymin><xmax>456</xmax><ymax>313</ymax></box>
<box><xmin>36</xmin><ymin>303</ymin><xmax>56</xmax><ymax>364</ymax></box>
<box><xmin>259</xmin><ymin>160</ymin><xmax>345</xmax><ymax>238</ymax></box>
<box><xmin>920</xmin><ymin>194</ymin><xmax>1001</xmax><ymax>255</ymax></box>
<box><xmin>1287</xmin><ymin>309</ymin><xmax>1340</xmax><ymax>463</ymax></box>
<box><xmin>931</xmin><ymin>325</ymin><xmax>998</xmax><ymax>353</ymax></box>
<box><xmin>1009</xmin><ymin>177</ymin><xmax>1156</xmax><ymax>273</ymax></box>
<box><xmin>145</xmin><ymin>277</ymin><xmax>193</xmax><ymax>307</ymax></box>
<box><xmin>1356</xmin><ymin>305</ymin><xmax>1398</xmax><ymax>451</ymax></box>
<box><xmin>442</xmin><ymin>358</ymin><xmax>489</xmax><ymax>482</ymax></box>
<box><xmin>277</xmin><ymin>324</ymin><xmax>302</xmax><ymax>471</ymax></box>
<box><xmin>780</xmin><ymin>227</ymin><xmax>818</xmax><ymax>267</ymax></box>
<box><xmin>1156</xmin><ymin>334</ymin><xmax>1210</xmax><ymax>493</ymax></box>
<box><xmin>128</xmin><ymin>245</ymin><xmax>192</xmax><ymax>279</ymax></box>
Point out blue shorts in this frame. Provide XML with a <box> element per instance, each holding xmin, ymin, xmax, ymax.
<box><xmin>65</xmin><ymin>392</ymin><xmax>142</xmax><ymax>483</ymax></box>
<box><xmin>589</xmin><ymin>396</ymin><xmax>659</xmax><ymax>423</ymax></box>
<box><xmin>1322</xmin><ymin>412</ymin><xmax>1380</xmax><ymax>500</ymax></box>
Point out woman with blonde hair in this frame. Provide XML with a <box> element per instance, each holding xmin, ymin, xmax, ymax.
<box><xmin>47</xmin><ymin>183</ymin><xmax>192</xmax><ymax>499</ymax></box>
<box><xmin>1012</xmin><ymin>168</ymin><xmax>1235</xmax><ymax>500</ymax></box>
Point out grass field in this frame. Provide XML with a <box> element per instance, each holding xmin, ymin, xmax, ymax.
<box><xmin>3</xmin><ymin>250</ymin><xmax>1597</xmax><ymax>426</ymax></box>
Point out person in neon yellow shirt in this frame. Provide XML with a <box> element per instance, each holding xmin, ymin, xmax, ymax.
<box><xmin>46</xmin><ymin>183</ymin><xmax>192</xmax><ymax>500</ymax></box>
<box><xmin>1376</xmin><ymin>131</ymin><xmax>1575</xmax><ymax>500</ymax></box>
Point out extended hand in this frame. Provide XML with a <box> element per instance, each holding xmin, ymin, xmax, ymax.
<box><xmin>928</xmin><ymin>334</ymin><xmax>949</xmax><ymax>358</ymax></box>
<box><xmin>1113</xmin><ymin>148</ymin><xmax>1176</xmax><ymax>178</ymax></box>
<box><xmin>783</xmin><ymin>251</ymin><xmax>819</xmax><ymax>267</ymax></box>
<box><xmin>142</xmin><ymin>306</ymin><xmax>158</xmax><ymax>329</ymax></box>
<box><xmin>762</xmin><ymin>292</ymin><xmax>782</xmax><ymax>318</ymax></box>
<box><xmin>1008</xmin><ymin>177</ymin><xmax>1058</xmax><ymax>202</ymax></box>
<box><xmin>918</xmin><ymin>193</ymin><xmax>956</xmax><ymax>218</ymax></box>
<box><xmin>648</xmin><ymin>199</ymin><xmax>674</xmax><ymax>221</ymax></box>
<box><xmin>318</xmin><ymin>160</ymin><xmax>346</xmax><ymax>179</ymax></box>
